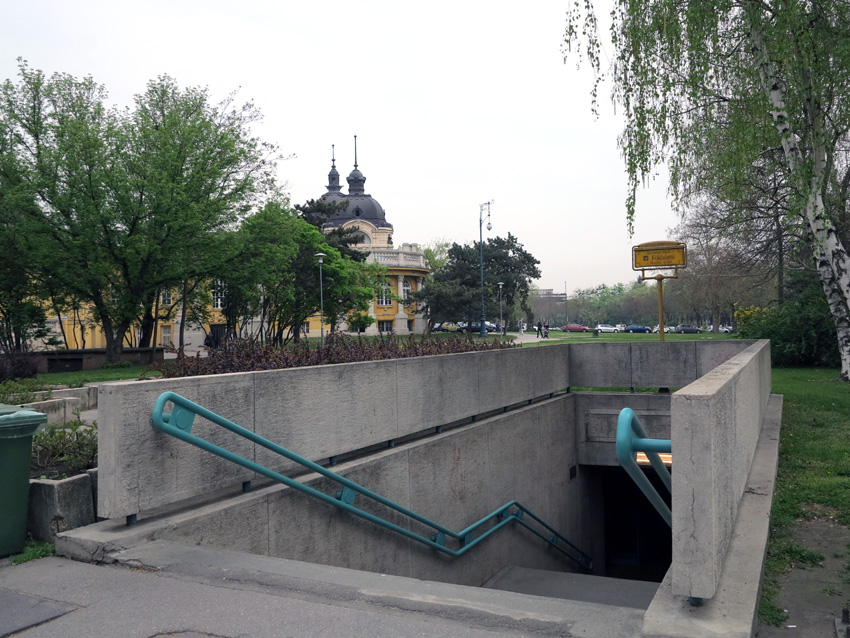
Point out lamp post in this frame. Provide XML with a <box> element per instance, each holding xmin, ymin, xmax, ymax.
<box><xmin>564</xmin><ymin>281</ymin><xmax>568</xmax><ymax>324</ymax></box>
<box><xmin>315</xmin><ymin>253</ymin><xmax>326</xmax><ymax>347</ymax></box>
<box><xmin>479</xmin><ymin>201</ymin><xmax>492</xmax><ymax>338</ymax></box>
<box><xmin>498</xmin><ymin>282</ymin><xmax>504</xmax><ymax>335</ymax></box>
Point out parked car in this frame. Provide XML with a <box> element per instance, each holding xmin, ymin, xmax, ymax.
<box><xmin>468</xmin><ymin>322</ymin><xmax>496</xmax><ymax>333</ymax></box>
<box><xmin>563</xmin><ymin>323</ymin><xmax>590</xmax><ymax>332</ymax></box>
<box><xmin>707</xmin><ymin>325</ymin><xmax>734</xmax><ymax>333</ymax></box>
<box><xmin>432</xmin><ymin>322</ymin><xmax>442</xmax><ymax>332</ymax></box>
<box><xmin>615</xmin><ymin>324</ymin><xmax>627</xmax><ymax>332</ymax></box>
<box><xmin>441</xmin><ymin>322</ymin><xmax>467</xmax><ymax>333</ymax></box>
<box><xmin>596</xmin><ymin>324</ymin><xmax>618</xmax><ymax>333</ymax></box>
<box><xmin>625</xmin><ymin>324</ymin><xmax>652</xmax><ymax>333</ymax></box>
<box><xmin>652</xmin><ymin>325</ymin><xmax>674</xmax><ymax>333</ymax></box>
<box><xmin>675</xmin><ymin>324</ymin><xmax>702</xmax><ymax>334</ymax></box>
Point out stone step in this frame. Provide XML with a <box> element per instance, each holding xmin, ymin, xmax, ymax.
<box><xmin>483</xmin><ymin>565</ymin><xmax>660</xmax><ymax>610</ymax></box>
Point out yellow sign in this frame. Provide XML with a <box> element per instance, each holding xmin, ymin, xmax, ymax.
<box><xmin>633</xmin><ymin>241</ymin><xmax>687</xmax><ymax>270</ymax></box>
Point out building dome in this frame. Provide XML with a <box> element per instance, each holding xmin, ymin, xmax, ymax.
<box><xmin>320</xmin><ymin>145</ymin><xmax>392</xmax><ymax>232</ymax></box>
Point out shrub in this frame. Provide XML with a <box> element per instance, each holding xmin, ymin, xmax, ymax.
<box><xmin>151</xmin><ymin>333</ymin><xmax>517</xmax><ymax>378</ymax></box>
<box><xmin>31</xmin><ymin>418</ymin><xmax>98</xmax><ymax>480</ymax></box>
<box><xmin>0</xmin><ymin>377</ymin><xmax>51</xmax><ymax>404</ymax></box>
<box><xmin>735</xmin><ymin>298</ymin><xmax>839</xmax><ymax>367</ymax></box>
<box><xmin>0</xmin><ymin>351</ymin><xmax>39</xmax><ymax>381</ymax></box>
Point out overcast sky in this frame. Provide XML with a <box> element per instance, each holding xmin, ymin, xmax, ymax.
<box><xmin>3</xmin><ymin>1</ymin><xmax>680</xmax><ymax>294</ymax></box>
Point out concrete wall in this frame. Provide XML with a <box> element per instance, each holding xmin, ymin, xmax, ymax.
<box><xmin>155</xmin><ymin>395</ymin><xmax>592</xmax><ymax>587</ymax></box>
<box><xmin>96</xmin><ymin>338</ymin><xmax>772</xmax><ymax>601</ymax></box>
<box><xmin>98</xmin><ymin>345</ymin><xmax>571</xmax><ymax>520</ymax></box>
<box><xmin>670</xmin><ymin>339</ymin><xmax>772</xmax><ymax>600</ymax></box>
<box><xmin>575</xmin><ymin>392</ymin><xmax>672</xmax><ymax>466</ymax></box>
<box><xmin>569</xmin><ymin>340</ymin><xmax>755</xmax><ymax>389</ymax></box>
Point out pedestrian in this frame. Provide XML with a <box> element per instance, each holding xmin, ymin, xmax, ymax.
<box><xmin>544</xmin><ymin>321</ymin><xmax>549</xmax><ymax>338</ymax></box>
<box><xmin>536</xmin><ymin>321</ymin><xmax>542</xmax><ymax>338</ymax></box>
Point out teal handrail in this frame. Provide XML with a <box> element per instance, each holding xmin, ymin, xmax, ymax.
<box><xmin>616</xmin><ymin>408</ymin><xmax>672</xmax><ymax>527</ymax></box>
<box><xmin>151</xmin><ymin>391</ymin><xmax>592</xmax><ymax>571</ymax></box>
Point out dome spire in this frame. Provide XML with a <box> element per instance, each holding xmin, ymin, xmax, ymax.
<box><xmin>326</xmin><ymin>143</ymin><xmax>341</xmax><ymax>193</ymax></box>
<box><xmin>347</xmin><ymin>134</ymin><xmax>366</xmax><ymax>194</ymax></box>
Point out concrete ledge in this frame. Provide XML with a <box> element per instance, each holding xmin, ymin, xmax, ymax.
<box><xmin>642</xmin><ymin>393</ymin><xmax>782</xmax><ymax>638</ymax></box>
<box><xmin>97</xmin><ymin>346</ymin><xmax>572</xmax><ymax>520</ymax></box>
<box><xmin>108</xmin><ymin>540</ymin><xmax>646</xmax><ymax>638</ymax></box>
<box><xmin>671</xmin><ymin>340</ymin><xmax>771</xmax><ymax>599</ymax></box>
<box><xmin>28</xmin><ymin>473</ymin><xmax>95</xmax><ymax>542</ymax></box>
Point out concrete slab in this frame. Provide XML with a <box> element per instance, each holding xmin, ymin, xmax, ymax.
<box><xmin>485</xmin><ymin>565</ymin><xmax>660</xmax><ymax>609</ymax></box>
<box><xmin>0</xmin><ymin>589</ymin><xmax>76</xmax><ymax>636</ymax></box>
<box><xmin>0</xmin><ymin>549</ymin><xmax>646</xmax><ymax>638</ymax></box>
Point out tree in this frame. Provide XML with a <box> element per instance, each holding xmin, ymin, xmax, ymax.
<box><xmin>216</xmin><ymin>202</ymin><xmax>383</xmax><ymax>346</ymax></box>
<box><xmin>0</xmin><ymin>62</ymin><xmax>278</xmax><ymax>361</ymax></box>
<box><xmin>566</xmin><ymin>1</ymin><xmax>850</xmax><ymax>379</ymax></box>
<box><xmin>294</xmin><ymin>199</ymin><xmax>367</xmax><ymax>263</ymax></box>
<box><xmin>416</xmin><ymin>233</ymin><xmax>541</xmax><ymax>326</ymax></box>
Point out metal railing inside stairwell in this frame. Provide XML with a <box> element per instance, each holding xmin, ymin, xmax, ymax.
<box><xmin>151</xmin><ymin>391</ymin><xmax>593</xmax><ymax>571</ymax></box>
<box><xmin>616</xmin><ymin>407</ymin><xmax>672</xmax><ymax>527</ymax></box>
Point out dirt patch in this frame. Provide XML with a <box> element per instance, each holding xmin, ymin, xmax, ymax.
<box><xmin>757</xmin><ymin>518</ymin><xmax>850</xmax><ymax>637</ymax></box>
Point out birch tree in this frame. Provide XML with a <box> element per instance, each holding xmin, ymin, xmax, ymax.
<box><xmin>565</xmin><ymin>0</ymin><xmax>850</xmax><ymax>379</ymax></box>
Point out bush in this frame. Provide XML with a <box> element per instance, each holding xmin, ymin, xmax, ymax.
<box><xmin>0</xmin><ymin>351</ymin><xmax>39</xmax><ymax>381</ymax></box>
<box><xmin>735</xmin><ymin>298</ymin><xmax>839</xmax><ymax>367</ymax></box>
<box><xmin>151</xmin><ymin>333</ymin><xmax>517</xmax><ymax>378</ymax></box>
<box><xmin>31</xmin><ymin>418</ymin><xmax>98</xmax><ymax>480</ymax></box>
<box><xmin>0</xmin><ymin>377</ymin><xmax>51</xmax><ymax>404</ymax></box>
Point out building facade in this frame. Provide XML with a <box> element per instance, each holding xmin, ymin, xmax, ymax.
<box><xmin>311</xmin><ymin>151</ymin><xmax>429</xmax><ymax>335</ymax></box>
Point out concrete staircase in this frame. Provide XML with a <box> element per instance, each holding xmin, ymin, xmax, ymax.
<box><xmin>484</xmin><ymin>565</ymin><xmax>660</xmax><ymax>610</ymax></box>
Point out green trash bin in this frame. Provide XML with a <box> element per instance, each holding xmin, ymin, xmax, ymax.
<box><xmin>0</xmin><ymin>404</ymin><xmax>47</xmax><ymax>557</ymax></box>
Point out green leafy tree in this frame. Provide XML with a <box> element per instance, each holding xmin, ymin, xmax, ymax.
<box><xmin>416</xmin><ymin>233</ymin><xmax>540</xmax><ymax>327</ymax></box>
<box><xmin>0</xmin><ymin>62</ymin><xmax>278</xmax><ymax>361</ymax></box>
<box><xmin>216</xmin><ymin>202</ymin><xmax>382</xmax><ymax>346</ymax></box>
<box><xmin>565</xmin><ymin>1</ymin><xmax>850</xmax><ymax>379</ymax></box>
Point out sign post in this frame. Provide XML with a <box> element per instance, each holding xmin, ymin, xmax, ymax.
<box><xmin>632</xmin><ymin>241</ymin><xmax>687</xmax><ymax>342</ymax></box>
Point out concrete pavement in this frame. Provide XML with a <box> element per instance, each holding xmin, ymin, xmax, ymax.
<box><xmin>0</xmin><ymin>543</ymin><xmax>645</xmax><ymax>638</ymax></box>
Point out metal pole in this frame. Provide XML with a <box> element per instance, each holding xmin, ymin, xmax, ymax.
<box><xmin>316</xmin><ymin>253</ymin><xmax>326</xmax><ymax>347</ymax></box>
<box><xmin>479</xmin><ymin>201</ymin><xmax>492</xmax><ymax>338</ymax></box>
<box><xmin>657</xmin><ymin>276</ymin><xmax>665</xmax><ymax>343</ymax></box>
<box><xmin>498</xmin><ymin>282</ymin><xmax>504</xmax><ymax>335</ymax></box>
<box><xmin>564</xmin><ymin>281</ymin><xmax>568</xmax><ymax>324</ymax></box>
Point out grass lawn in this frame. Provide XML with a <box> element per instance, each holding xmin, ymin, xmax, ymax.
<box><xmin>759</xmin><ymin>367</ymin><xmax>850</xmax><ymax>623</ymax></box>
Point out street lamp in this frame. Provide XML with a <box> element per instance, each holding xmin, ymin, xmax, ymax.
<box><xmin>498</xmin><ymin>282</ymin><xmax>504</xmax><ymax>335</ymax></box>
<box><xmin>479</xmin><ymin>201</ymin><xmax>492</xmax><ymax>338</ymax></box>
<box><xmin>315</xmin><ymin>253</ymin><xmax>326</xmax><ymax>347</ymax></box>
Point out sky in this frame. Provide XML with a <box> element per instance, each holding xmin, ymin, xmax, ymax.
<box><xmin>2</xmin><ymin>1</ymin><xmax>680</xmax><ymax>294</ymax></box>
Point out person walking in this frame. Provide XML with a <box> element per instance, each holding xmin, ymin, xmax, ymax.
<box><xmin>544</xmin><ymin>321</ymin><xmax>549</xmax><ymax>338</ymax></box>
<box><xmin>536</xmin><ymin>321</ymin><xmax>542</xmax><ymax>338</ymax></box>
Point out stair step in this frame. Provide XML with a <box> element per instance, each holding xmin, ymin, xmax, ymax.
<box><xmin>483</xmin><ymin>565</ymin><xmax>660</xmax><ymax>610</ymax></box>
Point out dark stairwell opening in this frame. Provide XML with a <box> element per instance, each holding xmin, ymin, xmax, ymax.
<box><xmin>597</xmin><ymin>465</ymin><xmax>672</xmax><ymax>583</ymax></box>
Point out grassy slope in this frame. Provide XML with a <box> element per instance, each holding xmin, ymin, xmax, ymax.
<box><xmin>760</xmin><ymin>368</ymin><xmax>850</xmax><ymax>623</ymax></box>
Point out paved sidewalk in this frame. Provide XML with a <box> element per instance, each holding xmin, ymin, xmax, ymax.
<box><xmin>0</xmin><ymin>546</ymin><xmax>642</xmax><ymax>638</ymax></box>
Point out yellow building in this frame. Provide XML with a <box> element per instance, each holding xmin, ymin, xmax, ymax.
<box><xmin>308</xmin><ymin>149</ymin><xmax>429</xmax><ymax>335</ymax></box>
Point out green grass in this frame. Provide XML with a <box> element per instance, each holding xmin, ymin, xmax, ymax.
<box><xmin>37</xmin><ymin>365</ymin><xmax>159</xmax><ymax>387</ymax></box>
<box><xmin>759</xmin><ymin>367</ymin><xmax>849</xmax><ymax>624</ymax></box>
<box><xmin>10</xmin><ymin>540</ymin><xmax>55</xmax><ymax>565</ymax></box>
<box><xmin>517</xmin><ymin>331</ymin><xmax>738</xmax><ymax>346</ymax></box>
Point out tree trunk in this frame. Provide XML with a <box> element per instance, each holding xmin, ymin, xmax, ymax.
<box><xmin>179</xmin><ymin>280</ymin><xmax>188</xmax><ymax>349</ymax></box>
<box><xmin>747</xmin><ymin>6</ymin><xmax>850</xmax><ymax>377</ymax></box>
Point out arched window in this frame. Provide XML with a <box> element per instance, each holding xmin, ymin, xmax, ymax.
<box><xmin>377</xmin><ymin>283</ymin><xmax>392</xmax><ymax>306</ymax></box>
<box><xmin>402</xmin><ymin>280</ymin><xmax>411</xmax><ymax>303</ymax></box>
<box><xmin>212</xmin><ymin>281</ymin><xmax>225</xmax><ymax>309</ymax></box>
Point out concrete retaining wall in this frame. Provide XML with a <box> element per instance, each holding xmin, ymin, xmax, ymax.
<box><xmin>569</xmin><ymin>340</ymin><xmax>755</xmax><ymax>389</ymax></box>
<box><xmin>98</xmin><ymin>346</ymin><xmax>571</xmax><ymax>520</ymax></box>
<box><xmin>154</xmin><ymin>396</ymin><xmax>590</xmax><ymax>586</ymax></box>
<box><xmin>670</xmin><ymin>339</ymin><xmax>771</xmax><ymax>600</ymax></box>
<box><xmin>575</xmin><ymin>393</ymin><xmax>672</xmax><ymax>466</ymax></box>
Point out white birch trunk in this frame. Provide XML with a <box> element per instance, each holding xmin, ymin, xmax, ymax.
<box><xmin>747</xmin><ymin>3</ymin><xmax>850</xmax><ymax>378</ymax></box>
